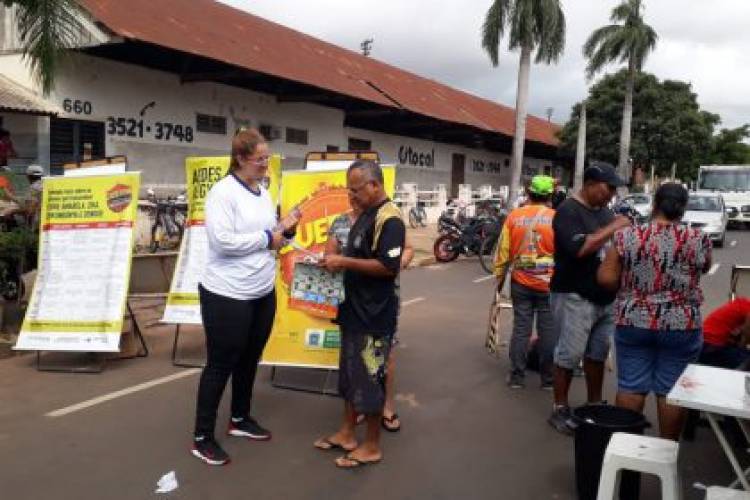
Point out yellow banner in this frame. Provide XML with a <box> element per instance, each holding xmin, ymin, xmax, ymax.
<box><xmin>185</xmin><ymin>155</ymin><xmax>281</xmax><ymax>225</ymax></box>
<box><xmin>41</xmin><ymin>173</ymin><xmax>139</xmax><ymax>228</ymax></box>
<box><xmin>16</xmin><ymin>172</ymin><xmax>140</xmax><ymax>351</ymax></box>
<box><xmin>162</xmin><ymin>155</ymin><xmax>281</xmax><ymax>322</ymax></box>
<box><xmin>262</xmin><ymin>167</ymin><xmax>395</xmax><ymax>368</ymax></box>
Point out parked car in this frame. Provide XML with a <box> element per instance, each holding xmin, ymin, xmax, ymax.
<box><xmin>621</xmin><ymin>193</ymin><xmax>652</xmax><ymax>221</ymax></box>
<box><xmin>683</xmin><ymin>193</ymin><xmax>728</xmax><ymax>247</ymax></box>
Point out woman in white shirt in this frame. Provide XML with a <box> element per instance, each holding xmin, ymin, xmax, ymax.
<box><xmin>192</xmin><ymin>128</ymin><xmax>296</xmax><ymax>465</ymax></box>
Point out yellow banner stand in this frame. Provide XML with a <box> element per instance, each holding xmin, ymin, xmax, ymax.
<box><xmin>163</xmin><ymin>155</ymin><xmax>281</xmax><ymax>366</ymax></box>
<box><xmin>162</xmin><ymin>155</ymin><xmax>281</xmax><ymax>324</ymax></box>
<box><xmin>261</xmin><ymin>166</ymin><xmax>395</xmax><ymax>369</ymax></box>
<box><xmin>14</xmin><ymin>168</ymin><xmax>141</xmax><ymax>363</ymax></box>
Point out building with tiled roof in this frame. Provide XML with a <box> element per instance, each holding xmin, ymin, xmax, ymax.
<box><xmin>0</xmin><ymin>0</ymin><xmax>566</xmax><ymax>192</ymax></box>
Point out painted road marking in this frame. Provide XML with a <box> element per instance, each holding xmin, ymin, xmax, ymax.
<box><xmin>395</xmin><ymin>392</ymin><xmax>421</xmax><ymax>408</ymax></box>
<box><xmin>473</xmin><ymin>275</ymin><xmax>496</xmax><ymax>283</ymax></box>
<box><xmin>46</xmin><ymin>369</ymin><xmax>201</xmax><ymax>418</ymax></box>
<box><xmin>402</xmin><ymin>297</ymin><xmax>426</xmax><ymax>307</ymax></box>
<box><xmin>708</xmin><ymin>263</ymin><xmax>721</xmax><ymax>276</ymax></box>
<box><xmin>425</xmin><ymin>264</ymin><xmax>447</xmax><ymax>271</ymax></box>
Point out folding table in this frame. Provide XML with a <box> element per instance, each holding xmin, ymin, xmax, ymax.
<box><xmin>668</xmin><ymin>364</ymin><xmax>750</xmax><ymax>491</ymax></box>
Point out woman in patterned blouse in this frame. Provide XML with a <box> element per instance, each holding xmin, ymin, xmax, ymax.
<box><xmin>598</xmin><ymin>183</ymin><xmax>712</xmax><ymax>440</ymax></box>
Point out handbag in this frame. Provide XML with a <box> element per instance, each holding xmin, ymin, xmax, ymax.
<box><xmin>484</xmin><ymin>207</ymin><xmax>546</xmax><ymax>357</ymax></box>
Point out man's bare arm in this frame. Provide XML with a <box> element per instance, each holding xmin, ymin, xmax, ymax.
<box><xmin>577</xmin><ymin>215</ymin><xmax>631</xmax><ymax>258</ymax></box>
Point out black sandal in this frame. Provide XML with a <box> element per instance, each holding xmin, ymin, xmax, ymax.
<box><xmin>314</xmin><ymin>437</ymin><xmax>356</xmax><ymax>452</ymax></box>
<box><xmin>382</xmin><ymin>413</ymin><xmax>401</xmax><ymax>432</ymax></box>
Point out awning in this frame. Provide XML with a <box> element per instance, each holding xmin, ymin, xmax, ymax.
<box><xmin>0</xmin><ymin>74</ymin><xmax>60</xmax><ymax>116</ymax></box>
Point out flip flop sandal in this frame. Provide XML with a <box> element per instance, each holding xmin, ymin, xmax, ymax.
<box><xmin>335</xmin><ymin>453</ymin><xmax>382</xmax><ymax>469</ymax></box>
<box><xmin>314</xmin><ymin>438</ymin><xmax>356</xmax><ymax>452</ymax></box>
<box><xmin>382</xmin><ymin>413</ymin><xmax>401</xmax><ymax>432</ymax></box>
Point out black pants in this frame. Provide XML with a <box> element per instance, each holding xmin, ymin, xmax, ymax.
<box><xmin>194</xmin><ymin>285</ymin><xmax>276</xmax><ymax>437</ymax></box>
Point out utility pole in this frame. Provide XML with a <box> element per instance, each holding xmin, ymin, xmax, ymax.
<box><xmin>573</xmin><ymin>102</ymin><xmax>587</xmax><ymax>192</ymax></box>
<box><xmin>650</xmin><ymin>163</ymin><xmax>655</xmax><ymax>193</ymax></box>
<box><xmin>360</xmin><ymin>38</ymin><xmax>374</xmax><ymax>57</ymax></box>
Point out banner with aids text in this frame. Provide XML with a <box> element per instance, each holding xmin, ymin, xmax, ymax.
<box><xmin>161</xmin><ymin>155</ymin><xmax>281</xmax><ymax>324</ymax></box>
<box><xmin>261</xmin><ymin>166</ymin><xmax>395</xmax><ymax>368</ymax></box>
<box><xmin>14</xmin><ymin>170</ymin><xmax>140</xmax><ymax>352</ymax></box>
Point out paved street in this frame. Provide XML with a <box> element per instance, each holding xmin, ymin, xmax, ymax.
<box><xmin>0</xmin><ymin>229</ymin><xmax>748</xmax><ymax>499</ymax></box>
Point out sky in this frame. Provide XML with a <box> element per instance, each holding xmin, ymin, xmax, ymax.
<box><xmin>221</xmin><ymin>0</ymin><xmax>750</xmax><ymax>131</ymax></box>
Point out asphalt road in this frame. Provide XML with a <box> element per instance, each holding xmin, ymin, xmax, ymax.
<box><xmin>0</xmin><ymin>228</ymin><xmax>748</xmax><ymax>499</ymax></box>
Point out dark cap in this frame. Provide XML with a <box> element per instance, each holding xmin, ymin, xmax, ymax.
<box><xmin>583</xmin><ymin>164</ymin><xmax>626</xmax><ymax>187</ymax></box>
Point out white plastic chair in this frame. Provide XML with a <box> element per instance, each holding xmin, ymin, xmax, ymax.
<box><xmin>705</xmin><ymin>486</ymin><xmax>750</xmax><ymax>500</ymax></box>
<box><xmin>597</xmin><ymin>432</ymin><xmax>681</xmax><ymax>500</ymax></box>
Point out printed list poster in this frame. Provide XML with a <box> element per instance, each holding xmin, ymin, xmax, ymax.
<box><xmin>14</xmin><ymin>172</ymin><xmax>140</xmax><ymax>352</ymax></box>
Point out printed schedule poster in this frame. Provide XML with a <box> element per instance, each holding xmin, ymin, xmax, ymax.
<box><xmin>14</xmin><ymin>172</ymin><xmax>140</xmax><ymax>352</ymax></box>
<box><xmin>161</xmin><ymin>155</ymin><xmax>281</xmax><ymax>324</ymax></box>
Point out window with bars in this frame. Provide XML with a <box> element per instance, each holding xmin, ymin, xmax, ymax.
<box><xmin>286</xmin><ymin>127</ymin><xmax>309</xmax><ymax>145</ymax></box>
<box><xmin>49</xmin><ymin>118</ymin><xmax>105</xmax><ymax>174</ymax></box>
<box><xmin>196</xmin><ymin>113</ymin><xmax>227</xmax><ymax>135</ymax></box>
<box><xmin>348</xmin><ymin>137</ymin><xmax>371</xmax><ymax>151</ymax></box>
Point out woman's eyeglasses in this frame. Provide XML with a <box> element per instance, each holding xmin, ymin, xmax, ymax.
<box><xmin>247</xmin><ymin>155</ymin><xmax>270</xmax><ymax>165</ymax></box>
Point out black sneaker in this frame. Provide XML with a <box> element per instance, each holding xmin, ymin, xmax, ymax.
<box><xmin>228</xmin><ymin>416</ymin><xmax>272</xmax><ymax>440</ymax></box>
<box><xmin>540</xmin><ymin>381</ymin><xmax>554</xmax><ymax>391</ymax></box>
<box><xmin>507</xmin><ymin>373</ymin><xmax>525</xmax><ymax>389</ymax></box>
<box><xmin>191</xmin><ymin>436</ymin><xmax>230</xmax><ymax>466</ymax></box>
<box><xmin>547</xmin><ymin>407</ymin><xmax>575</xmax><ymax>436</ymax></box>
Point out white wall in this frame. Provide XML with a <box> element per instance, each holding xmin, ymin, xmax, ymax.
<box><xmin>0</xmin><ymin>52</ymin><xmax>563</xmax><ymax>188</ymax></box>
<box><xmin>0</xmin><ymin>112</ymin><xmax>47</xmax><ymax>171</ymax></box>
<box><xmin>344</xmin><ymin>127</ymin><xmax>555</xmax><ymax>189</ymax></box>
<box><xmin>36</xmin><ymin>54</ymin><xmax>347</xmax><ymax>183</ymax></box>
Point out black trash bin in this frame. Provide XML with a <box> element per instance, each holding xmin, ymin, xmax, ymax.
<box><xmin>573</xmin><ymin>404</ymin><xmax>650</xmax><ymax>500</ymax></box>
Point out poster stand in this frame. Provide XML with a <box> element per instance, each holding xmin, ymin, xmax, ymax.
<box><xmin>730</xmin><ymin>265</ymin><xmax>750</xmax><ymax>300</ymax></box>
<box><xmin>34</xmin><ymin>298</ymin><xmax>149</xmax><ymax>373</ymax></box>
<box><xmin>269</xmin><ymin>366</ymin><xmax>339</xmax><ymax>397</ymax></box>
<box><xmin>171</xmin><ymin>324</ymin><xmax>205</xmax><ymax>368</ymax></box>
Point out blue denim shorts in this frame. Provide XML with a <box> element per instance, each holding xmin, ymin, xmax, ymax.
<box><xmin>552</xmin><ymin>293</ymin><xmax>614</xmax><ymax>370</ymax></box>
<box><xmin>615</xmin><ymin>326</ymin><xmax>702</xmax><ymax>396</ymax></box>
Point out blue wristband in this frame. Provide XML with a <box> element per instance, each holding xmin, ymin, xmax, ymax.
<box><xmin>264</xmin><ymin>229</ymin><xmax>274</xmax><ymax>249</ymax></box>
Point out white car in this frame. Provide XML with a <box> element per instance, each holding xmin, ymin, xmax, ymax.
<box><xmin>683</xmin><ymin>193</ymin><xmax>728</xmax><ymax>247</ymax></box>
<box><xmin>621</xmin><ymin>193</ymin><xmax>653</xmax><ymax>220</ymax></box>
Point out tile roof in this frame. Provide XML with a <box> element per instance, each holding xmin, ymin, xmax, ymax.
<box><xmin>77</xmin><ymin>0</ymin><xmax>559</xmax><ymax>146</ymax></box>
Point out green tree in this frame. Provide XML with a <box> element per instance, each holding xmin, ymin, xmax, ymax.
<box><xmin>558</xmin><ymin>70</ymin><xmax>719</xmax><ymax>181</ymax></box>
<box><xmin>481</xmin><ymin>0</ymin><xmax>565</xmax><ymax>204</ymax></box>
<box><xmin>707</xmin><ymin>125</ymin><xmax>750</xmax><ymax>165</ymax></box>
<box><xmin>584</xmin><ymin>0</ymin><xmax>657</xmax><ymax>182</ymax></box>
<box><xmin>3</xmin><ymin>0</ymin><xmax>80</xmax><ymax>94</ymax></box>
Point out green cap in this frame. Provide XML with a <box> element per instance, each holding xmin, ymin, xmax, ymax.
<box><xmin>529</xmin><ymin>175</ymin><xmax>555</xmax><ymax>196</ymax></box>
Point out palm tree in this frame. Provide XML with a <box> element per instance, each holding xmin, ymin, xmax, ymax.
<box><xmin>3</xmin><ymin>0</ymin><xmax>80</xmax><ymax>94</ymax></box>
<box><xmin>481</xmin><ymin>0</ymin><xmax>565</xmax><ymax>205</ymax></box>
<box><xmin>583</xmin><ymin>0</ymin><xmax>657</xmax><ymax>184</ymax></box>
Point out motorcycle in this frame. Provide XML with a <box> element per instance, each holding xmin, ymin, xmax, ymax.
<box><xmin>433</xmin><ymin>215</ymin><xmax>500</xmax><ymax>263</ymax></box>
<box><xmin>438</xmin><ymin>200</ymin><xmax>469</xmax><ymax>234</ymax></box>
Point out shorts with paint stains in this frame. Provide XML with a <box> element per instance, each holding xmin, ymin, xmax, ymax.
<box><xmin>338</xmin><ymin>327</ymin><xmax>393</xmax><ymax>415</ymax></box>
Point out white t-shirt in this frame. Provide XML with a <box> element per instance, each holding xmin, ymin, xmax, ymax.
<box><xmin>200</xmin><ymin>173</ymin><xmax>277</xmax><ymax>300</ymax></box>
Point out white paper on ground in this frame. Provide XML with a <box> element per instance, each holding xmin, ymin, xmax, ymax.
<box><xmin>155</xmin><ymin>471</ymin><xmax>178</xmax><ymax>494</ymax></box>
